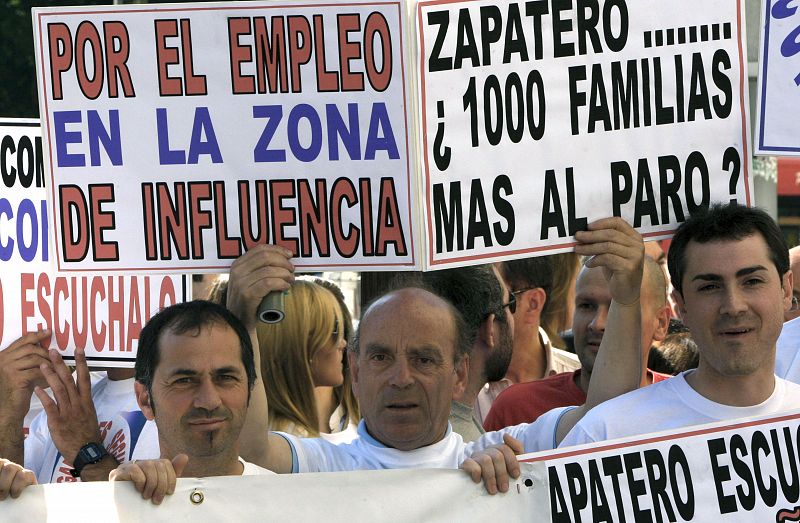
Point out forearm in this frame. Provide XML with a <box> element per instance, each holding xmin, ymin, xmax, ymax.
<box><xmin>79</xmin><ymin>454</ymin><xmax>120</xmax><ymax>481</ymax></box>
<box><xmin>584</xmin><ymin>299</ymin><xmax>642</xmax><ymax>409</ymax></box>
<box><xmin>239</xmin><ymin>327</ymin><xmax>270</xmax><ymax>468</ymax></box>
<box><xmin>0</xmin><ymin>398</ymin><xmax>30</xmax><ymax>465</ymax></box>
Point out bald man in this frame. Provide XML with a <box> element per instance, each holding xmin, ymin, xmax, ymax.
<box><xmin>785</xmin><ymin>246</ymin><xmax>800</xmax><ymax>322</ymax></box>
<box><xmin>484</xmin><ymin>257</ymin><xmax>671</xmax><ymax>431</ymax></box>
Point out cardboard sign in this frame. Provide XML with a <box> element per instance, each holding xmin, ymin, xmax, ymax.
<box><xmin>0</xmin><ymin>120</ymin><xmax>187</xmax><ymax>366</ymax></box>
<box><xmin>32</xmin><ymin>1</ymin><xmax>416</xmax><ymax>273</ymax></box>
<box><xmin>523</xmin><ymin>410</ymin><xmax>800</xmax><ymax>521</ymax></box>
<box><xmin>417</xmin><ymin>0</ymin><xmax>752</xmax><ymax>268</ymax></box>
<box><xmin>755</xmin><ymin>0</ymin><xmax>800</xmax><ymax>155</ymax></box>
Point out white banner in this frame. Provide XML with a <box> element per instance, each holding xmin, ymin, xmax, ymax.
<box><xmin>32</xmin><ymin>1</ymin><xmax>417</xmax><ymax>273</ymax></box>
<box><xmin>1</xmin><ymin>466</ymin><xmax>541</xmax><ymax>522</ymax></box>
<box><xmin>524</xmin><ymin>409</ymin><xmax>800</xmax><ymax>522</ymax></box>
<box><xmin>755</xmin><ymin>0</ymin><xmax>800</xmax><ymax>156</ymax></box>
<box><xmin>417</xmin><ymin>0</ymin><xmax>752</xmax><ymax>268</ymax></box>
<box><xmin>0</xmin><ymin>120</ymin><xmax>187</xmax><ymax>366</ymax></box>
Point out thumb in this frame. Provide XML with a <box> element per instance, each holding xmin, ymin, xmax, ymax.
<box><xmin>172</xmin><ymin>454</ymin><xmax>189</xmax><ymax>477</ymax></box>
<box><xmin>503</xmin><ymin>434</ymin><xmax>524</xmax><ymax>455</ymax></box>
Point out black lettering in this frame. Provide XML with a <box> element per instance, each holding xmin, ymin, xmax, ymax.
<box><xmin>708</xmin><ymin>437</ymin><xmax>738</xmax><ymax>514</ymax></box>
<box><xmin>427</xmin><ymin>11</ymin><xmax>452</xmax><ymax>72</ymax></box>
<box><xmin>492</xmin><ymin>174</ymin><xmax>514</xmax><ymax>246</ymax></box>
<box><xmin>433</xmin><ymin>182</ymin><xmax>463</xmax><ymax>253</ymax></box>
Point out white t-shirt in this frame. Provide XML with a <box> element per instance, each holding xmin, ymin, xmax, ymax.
<box><xmin>561</xmin><ymin>371</ymin><xmax>800</xmax><ymax>447</ymax></box>
<box><xmin>24</xmin><ymin>375</ymin><xmax>160</xmax><ymax>483</ymax></box>
<box><xmin>776</xmin><ymin>316</ymin><xmax>800</xmax><ymax>383</ymax></box>
<box><xmin>280</xmin><ymin>409</ymin><xmax>569</xmax><ymax>473</ymax></box>
<box><xmin>240</xmin><ymin>457</ymin><xmax>275</xmax><ymax>475</ymax></box>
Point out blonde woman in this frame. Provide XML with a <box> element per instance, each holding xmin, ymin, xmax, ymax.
<box><xmin>257</xmin><ymin>279</ymin><xmax>351</xmax><ymax>439</ymax></box>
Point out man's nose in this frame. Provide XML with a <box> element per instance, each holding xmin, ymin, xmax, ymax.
<box><xmin>588</xmin><ymin>307</ymin><xmax>608</xmax><ymax>333</ymax></box>
<box><xmin>720</xmin><ymin>286</ymin><xmax>748</xmax><ymax>316</ymax></box>
<box><xmin>388</xmin><ymin>359</ymin><xmax>414</xmax><ymax>388</ymax></box>
<box><xmin>193</xmin><ymin>378</ymin><xmax>223</xmax><ymax>411</ymax></box>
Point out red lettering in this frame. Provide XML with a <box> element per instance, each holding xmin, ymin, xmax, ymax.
<box><xmin>107</xmin><ymin>277</ymin><xmax>125</xmax><ymax>350</ymax></box>
<box><xmin>36</xmin><ymin>274</ymin><xmax>53</xmax><ymax>339</ymax></box>
<box><xmin>375</xmin><ymin>178</ymin><xmax>407</xmax><ymax>256</ymax></box>
<box><xmin>298</xmin><ymin>179</ymin><xmax>329</xmax><ymax>257</ymax></box>
<box><xmin>229</xmin><ymin>18</ymin><xmax>255</xmax><ymax>95</ymax></box>
<box><xmin>338</xmin><ymin>14</ymin><xmax>364</xmax><ymax>91</ymax></box>
<box><xmin>103</xmin><ymin>21</ymin><xmax>135</xmax><ymax>98</ymax></box>
<box><xmin>254</xmin><ymin>17</ymin><xmax>288</xmax><ymax>93</ymax></box>
<box><xmin>159</xmin><ymin>277</ymin><xmax>177</xmax><ymax>307</ymax></box>
<box><xmin>158</xmin><ymin>182</ymin><xmax>189</xmax><ymax>260</ymax></box>
<box><xmin>287</xmin><ymin>16</ymin><xmax>312</xmax><ymax>93</ymax></box>
<box><xmin>74</xmin><ymin>21</ymin><xmax>105</xmax><ymax>100</ymax></box>
<box><xmin>331</xmin><ymin>179</ymin><xmax>359</xmax><ymax>257</ymax></box>
<box><xmin>180</xmin><ymin>19</ymin><xmax>207</xmax><ymax>95</ymax></box>
<box><xmin>89</xmin><ymin>184</ymin><xmax>118</xmax><ymax>261</ymax></box>
<box><xmin>91</xmin><ymin>276</ymin><xmax>106</xmax><ymax>349</ymax></box>
<box><xmin>141</xmin><ymin>183</ymin><xmax>157</xmax><ymax>260</ymax></box>
<box><xmin>54</xmin><ymin>276</ymin><xmax>70</xmax><ymax>348</ymax></box>
<box><xmin>20</xmin><ymin>274</ymin><xmax>35</xmax><ymax>336</ymax></box>
<box><xmin>239</xmin><ymin>180</ymin><xmax>269</xmax><ymax>249</ymax></box>
<box><xmin>359</xmin><ymin>178</ymin><xmax>374</xmax><ymax>256</ymax></box>
<box><xmin>270</xmin><ymin>180</ymin><xmax>299</xmax><ymax>254</ymax></box>
<box><xmin>155</xmin><ymin>20</ymin><xmax>182</xmax><ymax>96</ymax></box>
<box><xmin>59</xmin><ymin>185</ymin><xmax>90</xmax><ymax>262</ymax></box>
<box><xmin>71</xmin><ymin>278</ymin><xmax>89</xmax><ymax>349</ymax></box>
<box><xmin>188</xmin><ymin>182</ymin><xmax>212</xmax><ymax>260</ymax></box>
<box><xmin>214</xmin><ymin>182</ymin><xmax>241</xmax><ymax>258</ymax></box>
<box><xmin>313</xmin><ymin>15</ymin><xmax>338</xmax><ymax>92</ymax></box>
<box><xmin>48</xmin><ymin>23</ymin><xmax>73</xmax><ymax>100</ymax></box>
<box><xmin>364</xmin><ymin>12</ymin><xmax>392</xmax><ymax>92</ymax></box>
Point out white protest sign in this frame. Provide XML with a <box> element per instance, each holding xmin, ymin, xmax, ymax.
<box><xmin>756</xmin><ymin>0</ymin><xmax>800</xmax><ymax>155</ymax></box>
<box><xmin>523</xmin><ymin>410</ymin><xmax>800</xmax><ymax>521</ymax></box>
<box><xmin>0</xmin><ymin>120</ymin><xmax>187</xmax><ymax>366</ymax></box>
<box><xmin>417</xmin><ymin>0</ymin><xmax>752</xmax><ymax>268</ymax></box>
<box><xmin>2</xmin><ymin>466</ymin><xmax>541</xmax><ymax>522</ymax></box>
<box><xmin>32</xmin><ymin>1</ymin><xmax>416</xmax><ymax>273</ymax></box>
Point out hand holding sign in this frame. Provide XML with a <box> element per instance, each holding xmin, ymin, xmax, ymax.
<box><xmin>34</xmin><ymin>348</ymin><xmax>103</xmax><ymax>469</ymax></box>
<box><xmin>574</xmin><ymin>217</ymin><xmax>645</xmax><ymax>307</ymax></box>
<box><xmin>109</xmin><ymin>454</ymin><xmax>189</xmax><ymax>505</ymax></box>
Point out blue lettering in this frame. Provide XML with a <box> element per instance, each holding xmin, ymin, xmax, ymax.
<box><xmin>327</xmin><ymin>103</ymin><xmax>361</xmax><ymax>161</ymax></box>
<box><xmin>253</xmin><ymin>105</ymin><xmax>286</xmax><ymax>162</ymax></box>
<box><xmin>54</xmin><ymin>110</ymin><xmax>85</xmax><ymax>167</ymax></box>
<box><xmin>88</xmin><ymin>110</ymin><xmax>123</xmax><ymax>166</ymax></box>
<box><xmin>156</xmin><ymin>108</ymin><xmax>186</xmax><ymax>165</ymax></box>
<box><xmin>41</xmin><ymin>199</ymin><xmax>48</xmax><ymax>262</ymax></box>
<box><xmin>0</xmin><ymin>198</ymin><xmax>13</xmax><ymax>260</ymax></box>
<box><xmin>288</xmin><ymin>104</ymin><xmax>322</xmax><ymax>163</ymax></box>
<box><xmin>17</xmin><ymin>199</ymin><xmax>37</xmax><ymax>262</ymax></box>
<box><xmin>365</xmin><ymin>102</ymin><xmax>400</xmax><ymax>160</ymax></box>
<box><xmin>772</xmin><ymin>0</ymin><xmax>798</xmax><ymax>19</ymax></box>
<box><xmin>187</xmin><ymin>107</ymin><xmax>223</xmax><ymax>164</ymax></box>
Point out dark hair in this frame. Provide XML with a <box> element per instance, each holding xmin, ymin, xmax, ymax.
<box><xmin>667</xmin><ymin>203</ymin><xmax>790</xmax><ymax>295</ymax></box>
<box><xmin>350</xmin><ymin>284</ymin><xmax>472</xmax><ymax>364</ymax></box>
<box><xmin>499</xmin><ymin>256</ymin><xmax>554</xmax><ymax>295</ymax></box>
<box><xmin>418</xmin><ymin>265</ymin><xmax>505</xmax><ymax>348</ymax></box>
<box><xmin>136</xmin><ymin>300</ymin><xmax>256</xmax><ymax>398</ymax></box>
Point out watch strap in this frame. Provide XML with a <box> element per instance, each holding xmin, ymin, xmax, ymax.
<box><xmin>69</xmin><ymin>442</ymin><xmax>109</xmax><ymax>478</ymax></box>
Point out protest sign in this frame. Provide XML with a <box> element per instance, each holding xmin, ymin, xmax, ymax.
<box><xmin>417</xmin><ymin>0</ymin><xmax>753</xmax><ymax>268</ymax></box>
<box><xmin>32</xmin><ymin>1</ymin><xmax>416</xmax><ymax>273</ymax></box>
<box><xmin>523</xmin><ymin>409</ymin><xmax>800</xmax><ymax>522</ymax></box>
<box><xmin>1</xmin><ymin>465</ymin><xmax>541</xmax><ymax>522</ymax></box>
<box><xmin>755</xmin><ymin>0</ymin><xmax>800</xmax><ymax>155</ymax></box>
<box><xmin>0</xmin><ymin>120</ymin><xmax>187</xmax><ymax>366</ymax></box>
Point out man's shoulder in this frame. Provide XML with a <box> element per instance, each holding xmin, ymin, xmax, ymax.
<box><xmin>582</xmin><ymin>373</ymin><xmax>681</xmax><ymax>418</ymax></box>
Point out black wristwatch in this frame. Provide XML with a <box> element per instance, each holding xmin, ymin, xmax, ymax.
<box><xmin>69</xmin><ymin>442</ymin><xmax>109</xmax><ymax>478</ymax></box>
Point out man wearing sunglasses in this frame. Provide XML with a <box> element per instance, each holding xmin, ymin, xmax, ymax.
<box><xmin>421</xmin><ymin>265</ymin><xmax>515</xmax><ymax>442</ymax></box>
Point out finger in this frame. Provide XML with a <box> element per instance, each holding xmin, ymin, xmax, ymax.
<box><xmin>503</xmin><ymin>434</ymin><xmax>525</xmax><ymax>455</ymax></box>
<box><xmin>458</xmin><ymin>458</ymin><xmax>482</xmax><ymax>484</ymax></box>
<box><xmin>74</xmin><ymin>348</ymin><xmax>92</xmax><ymax>399</ymax></box>
<box><xmin>139</xmin><ymin>462</ymin><xmax>160</xmax><ymax>500</ymax></box>
<box><xmin>7</xmin><ymin>353</ymin><xmax>50</xmax><ymax>372</ymax></box>
<box><xmin>48</xmin><ymin>349</ymin><xmax>80</xmax><ymax>407</ymax></box>
<box><xmin>584</xmin><ymin>216</ymin><xmax>638</xmax><ymax>234</ymax></box>
<box><xmin>33</xmin><ymin>386</ymin><xmax>58</xmax><ymax>415</ymax></box>
<box><xmin>501</xmin><ymin>437</ymin><xmax>522</xmax><ymax>480</ymax></box>
<box><xmin>165</xmin><ymin>459</ymin><xmax>177</xmax><ymax>497</ymax></box>
<box><xmin>478</xmin><ymin>453</ymin><xmax>498</xmax><ymax>495</ymax></box>
<box><xmin>152</xmin><ymin>460</ymin><xmax>170</xmax><ymax>505</ymax></box>
<box><xmin>9</xmin><ymin>469</ymin><xmax>36</xmax><ymax>499</ymax></box>
<box><xmin>3</xmin><ymin>330</ymin><xmax>51</xmax><ymax>354</ymax></box>
<box><xmin>489</xmin><ymin>449</ymin><xmax>511</xmax><ymax>493</ymax></box>
<box><xmin>39</xmin><ymin>362</ymin><xmax>71</xmax><ymax>414</ymax></box>
<box><xmin>171</xmin><ymin>454</ymin><xmax>189</xmax><ymax>480</ymax></box>
<box><xmin>0</xmin><ymin>463</ymin><xmax>14</xmax><ymax>501</ymax></box>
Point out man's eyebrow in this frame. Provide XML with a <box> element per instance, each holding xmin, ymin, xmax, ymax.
<box><xmin>213</xmin><ymin>366</ymin><xmax>243</xmax><ymax>375</ymax></box>
<box><xmin>408</xmin><ymin>346</ymin><xmax>444</xmax><ymax>360</ymax></box>
<box><xmin>364</xmin><ymin>343</ymin><xmax>391</xmax><ymax>354</ymax></box>
<box><xmin>168</xmin><ymin>368</ymin><xmax>198</xmax><ymax>377</ymax></box>
<box><xmin>692</xmin><ymin>265</ymin><xmax>769</xmax><ymax>281</ymax></box>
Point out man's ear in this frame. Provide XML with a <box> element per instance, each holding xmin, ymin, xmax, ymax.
<box><xmin>478</xmin><ymin>314</ymin><xmax>495</xmax><ymax>348</ymax></box>
<box><xmin>134</xmin><ymin>381</ymin><xmax>155</xmax><ymax>421</ymax></box>
<box><xmin>519</xmin><ymin>288</ymin><xmax>546</xmax><ymax>326</ymax></box>
<box><xmin>783</xmin><ymin>270</ymin><xmax>794</xmax><ymax>311</ymax></box>
<box><xmin>651</xmin><ymin>305</ymin><xmax>672</xmax><ymax>342</ymax></box>
<box><xmin>452</xmin><ymin>354</ymin><xmax>469</xmax><ymax>400</ymax></box>
<box><xmin>670</xmin><ymin>289</ymin><xmax>686</xmax><ymax>321</ymax></box>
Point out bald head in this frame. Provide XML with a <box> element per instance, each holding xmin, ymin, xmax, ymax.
<box><xmin>349</xmin><ymin>287</ymin><xmax>469</xmax><ymax>450</ymax></box>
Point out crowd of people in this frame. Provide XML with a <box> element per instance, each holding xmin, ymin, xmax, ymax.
<box><xmin>1</xmin><ymin>203</ymin><xmax>799</xmax><ymax>512</ymax></box>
